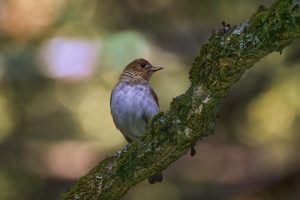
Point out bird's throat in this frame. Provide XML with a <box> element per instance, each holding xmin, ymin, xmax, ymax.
<box><xmin>119</xmin><ymin>71</ymin><xmax>148</xmax><ymax>82</ymax></box>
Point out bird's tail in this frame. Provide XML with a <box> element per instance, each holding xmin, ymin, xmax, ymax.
<box><xmin>148</xmin><ymin>172</ymin><xmax>163</xmax><ymax>184</ymax></box>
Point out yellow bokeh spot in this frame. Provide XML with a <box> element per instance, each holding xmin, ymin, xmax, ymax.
<box><xmin>76</xmin><ymin>86</ymin><xmax>124</xmax><ymax>149</ymax></box>
<box><xmin>240</xmin><ymin>74</ymin><xmax>300</xmax><ymax>145</ymax></box>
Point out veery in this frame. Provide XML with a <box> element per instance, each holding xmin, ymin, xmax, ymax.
<box><xmin>110</xmin><ymin>58</ymin><xmax>164</xmax><ymax>184</ymax></box>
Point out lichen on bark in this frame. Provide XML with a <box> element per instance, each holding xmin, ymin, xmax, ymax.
<box><xmin>61</xmin><ymin>0</ymin><xmax>300</xmax><ymax>199</ymax></box>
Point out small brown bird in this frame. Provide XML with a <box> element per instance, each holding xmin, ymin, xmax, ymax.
<box><xmin>110</xmin><ymin>58</ymin><xmax>164</xmax><ymax>184</ymax></box>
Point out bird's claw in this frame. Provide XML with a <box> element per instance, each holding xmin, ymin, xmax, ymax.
<box><xmin>212</xmin><ymin>21</ymin><xmax>232</xmax><ymax>34</ymax></box>
<box><xmin>190</xmin><ymin>146</ymin><xmax>196</xmax><ymax>157</ymax></box>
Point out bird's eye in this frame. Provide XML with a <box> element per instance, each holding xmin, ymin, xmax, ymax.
<box><xmin>140</xmin><ymin>63</ymin><xmax>146</xmax><ymax>68</ymax></box>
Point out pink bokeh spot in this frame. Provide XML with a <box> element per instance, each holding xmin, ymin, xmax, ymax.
<box><xmin>43</xmin><ymin>37</ymin><xmax>98</xmax><ymax>80</ymax></box>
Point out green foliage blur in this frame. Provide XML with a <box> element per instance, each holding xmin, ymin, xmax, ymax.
<box><xmin>0</xmin><ymin>0</ymin><xmax>300</xmax><ymax>199</ymax></box>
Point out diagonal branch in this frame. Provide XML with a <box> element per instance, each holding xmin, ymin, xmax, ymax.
<box><xmin>62</xmin><ymin>0</ymin><xmax>300</xmax><ymax>199</ymax></box>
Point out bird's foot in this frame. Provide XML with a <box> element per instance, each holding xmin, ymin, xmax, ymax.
<box><xmin>190</xmin><ymin>146</ymin><xmax>196</xmax><ymax>157</ymax></box>
<box><xmin>148</xmin><ymin>172</ymin><xmax>163</xmax><ymax>184</ymax></box>
<box><xmin>212</xmin><ymin>21</ymin><xmax>232</xmax><ymax>34</ymax></box>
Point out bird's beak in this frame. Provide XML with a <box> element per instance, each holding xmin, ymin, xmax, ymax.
<box><xmin>150</xmin><ymin>66</ymin><xmax>164</xmax><ymax>72</ymax></box>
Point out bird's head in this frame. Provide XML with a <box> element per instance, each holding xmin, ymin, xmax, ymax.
<box><xmin>122</xmin><ymin>58</ymin><xmax>163</xmax><ymax>81</ymax></box>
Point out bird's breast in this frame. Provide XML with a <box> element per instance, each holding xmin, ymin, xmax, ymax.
<box><xmin>111</xmin><ymin>83</ymin><xmax>159</xmax><ymax>141</ymax></box>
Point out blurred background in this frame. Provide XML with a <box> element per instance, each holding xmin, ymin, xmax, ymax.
<box><xmin>0</xmin><ymin>0</ymin><xmax>300</xmax><ymax>199</ymax></box>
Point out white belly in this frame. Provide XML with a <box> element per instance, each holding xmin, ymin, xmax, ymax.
<box><xmin>110</xmin><ymin>83</ymin><xmax>159</xmax><ymax>141</ymax></box>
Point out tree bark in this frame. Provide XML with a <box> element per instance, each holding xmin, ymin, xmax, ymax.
<box><xmin>61</xmin><ymin>0</ymin><xmax>300</xmax><ymax>199</ymax></box>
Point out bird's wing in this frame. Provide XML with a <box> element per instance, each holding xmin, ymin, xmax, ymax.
<box><xmin>149</xmin><ymin>87</ymin><xmax>159</xmax><ymax>108</ymax></box>
<box><xmin>142</xmin><ymin>86</ymin><xmax>160</xmax><ymax>125</ymax></box>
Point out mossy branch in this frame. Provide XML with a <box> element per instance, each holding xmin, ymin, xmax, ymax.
<box><xmin>61</xmin><ymin>0</ymin><xmax>300</xmax><ymax>199</ymax></box>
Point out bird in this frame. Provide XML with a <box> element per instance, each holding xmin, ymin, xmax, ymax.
<box><xmin>110</xmin><ymin>58</ymin><xmax>164</xmax><ymax>184</ymax></box>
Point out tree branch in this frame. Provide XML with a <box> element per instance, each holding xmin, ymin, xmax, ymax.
<box><xmin>61</xmin><ymin>0</ymin><xmax>300</xmax><ymax>199</ymax></box>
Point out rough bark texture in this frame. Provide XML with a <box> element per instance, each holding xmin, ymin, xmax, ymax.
<box><xmin>61</xmin><ymin>0</ymin><xmax>300</xmax><ymax>199</ymax></box>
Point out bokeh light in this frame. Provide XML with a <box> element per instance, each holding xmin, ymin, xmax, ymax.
<box><xmin>41</xmin><ymin>37</ymin><xmax>99</xmax><ymax>80</ymax></box>
<box><xmin>101</xmin><ymin>31</ymin><xmax>150</xmax><ymax>71</ymax></box>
